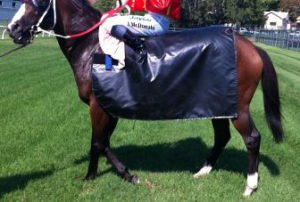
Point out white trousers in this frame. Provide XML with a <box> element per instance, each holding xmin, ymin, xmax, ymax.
<box><xmin>99</xmin><ymin>13</ymin><xmax>170</xmax><ymax>68</ymax></box>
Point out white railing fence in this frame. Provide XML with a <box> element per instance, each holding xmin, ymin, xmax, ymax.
<box><xmin>0</xmin><ymin>25</ymin><xmax>7</xmax><ymax>39</ymax></box>
<box><xmin>1</xmin><ymin>25</ymin><xmax>53</xmax><ymax>40</ymax></box>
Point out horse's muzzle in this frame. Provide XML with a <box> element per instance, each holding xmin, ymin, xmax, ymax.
<box><xmin>8</xmin><ymin>22</ymin><xmax>33</xmax><ymax>45</ymax></box>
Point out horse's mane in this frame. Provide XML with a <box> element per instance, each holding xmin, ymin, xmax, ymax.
<box><xmin>80</xmin><ymin>0</ymin><xmax>101</xmax><ymax>17</ymax></box>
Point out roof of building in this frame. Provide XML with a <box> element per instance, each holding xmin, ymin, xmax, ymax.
<box><xmin>264</xmin><ymin>11</ymin><xmax>289</xmax><ymax>20</ymax></box>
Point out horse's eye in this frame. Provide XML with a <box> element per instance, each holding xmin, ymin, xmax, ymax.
<box><xmin>35</xmin><ymin>0</ymin><xmax>49</xmax><ymax>7</ymax></box>
<box><xmin>36</xmin><ymin>0</ymin><xmax>47</xmax><ymax>5</ymax></box>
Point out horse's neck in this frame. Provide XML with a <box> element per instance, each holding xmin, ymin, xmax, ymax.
<box><xmin>55</xmin><ymin>0</ymin><xmax>101</xmax><ymax>35</ymax></box>
<box><xmin>54</xmin><ymin>0</ymin><xmax>101</xmax><ymax>57</ymax></box>
<box><xmin>54</xmin><ymin>0</ymin><xmax>101</xmax><ymax>64</ymax></box>
<box><xmin>54</xmin><ymin>0</ymin><xmax>102</xmax><ymax>93</ymax></box>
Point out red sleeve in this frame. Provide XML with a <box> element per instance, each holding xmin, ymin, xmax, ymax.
<box><xmin>127</xmin><ymin>0</ymin><xmax>146</xmax><ymax>12</ymax></box>
<box><xmin>148</xmin><ymin>0</ymin><xmax>171</xmax><ymax>9</ymax></box>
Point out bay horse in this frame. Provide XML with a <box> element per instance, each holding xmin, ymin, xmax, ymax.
<box><xmin>7</xmin><ymin>0</ymin><xmax>283</xmax><ymax>197</ymax></box>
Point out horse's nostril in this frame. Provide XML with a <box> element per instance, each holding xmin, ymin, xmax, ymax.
<box><xmin>7</xmin><ymin>23</ymin><xmax>22</xmax><ymax>39</ymax></box>
<box><xmin>10</xmin><ymin>23</ymin><xmax>22</xmax><ymax>36</ymax></box>
<box><xmin>13</xmin><ymin>23</ymin><xmax>18</xmax><ymax>29</ymax></box>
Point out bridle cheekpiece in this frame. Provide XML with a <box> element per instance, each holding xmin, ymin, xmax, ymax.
<box><xmin>21</xmin><ymin>0</ymin><xmax>56</xmax><ymax>36</ymax></box>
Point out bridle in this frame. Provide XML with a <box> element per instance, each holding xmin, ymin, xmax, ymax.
<box><xmin>24</xmin><ymin>0</ymin><xmax>127</xmax><ymax>39</ymax></box>
<box><xmin>1</xmin><ymin>0</ymin><xmax>127</xmax><ymax>57</ymax></box>
<box><xmin>1</xmin><ymin>0</ymin><xmax>58</xmax><ymax>58</ymax></box>
<box><xmin>26</xmin><ymin>0</ymin><xmax>52</xmax><ymax>15</ymax></box>
<box><xmin>22</xmin><ymin>0</ymin><xmax>57</xmax><ymax>36</ymax></box>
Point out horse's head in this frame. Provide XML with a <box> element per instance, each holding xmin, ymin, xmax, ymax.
<box><xmin>7</xmin><ymin>0</ymin><xmax>53</xmax><ymax>45</ymax></box>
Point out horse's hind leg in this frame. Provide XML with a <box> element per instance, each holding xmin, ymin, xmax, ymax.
<box><xmin>86</xmin><ymin>98</ymin><xmax>138</xmax><ymax>183</ymax></box>
<box><xmin>232</xmin><ymin>110</ymin><xmax>261</xmax><ymax>197</ymax></box>
<box><xmin>194</xmin><ymin>119</ymin><xmax>231</xmax><ymax>177</ymax></box>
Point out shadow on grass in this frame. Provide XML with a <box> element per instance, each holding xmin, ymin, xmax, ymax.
<box><xmin>74</xmin><ymin>137</ymin><xmax>279</xmax><ymax>176</ymax></box>
<box><xmin>0</xmin><ymin>170</ymin><xmax>53</xmax><ymax>199</ymax></box>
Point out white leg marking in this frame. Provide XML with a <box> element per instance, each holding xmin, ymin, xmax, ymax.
<box><xmin>193</xmin><ymin>165</ymin><xmax>213</xmax><ymax>178</ymax></box>
<box><xmin>243</xmin><ymin>172</ymin><xmax>259</xmax><ymax>197</ymax></box>
<box><xmin>8</xmin><ymin>4</ymin><xmax>26</xmax><ymax>30</ymax></box>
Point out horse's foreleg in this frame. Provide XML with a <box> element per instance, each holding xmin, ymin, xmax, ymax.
<box><xmin>194</xmin><ymin>119</ymin><xmax>231</xmax><ymax>178</ymax></box>
<box><xmin>232</xmin><ymin>111</ymin><xmax>261</xmax><ymax>197</ymax></box>
<box><xmin>86</xmin><ymin>98</ymin><xmax>138</xmax><ymax>184</ymax></box>
<box><xmin>85</xmin><ymin>98</ymin><xmax>118</xmax><ymax>180</ymax></box>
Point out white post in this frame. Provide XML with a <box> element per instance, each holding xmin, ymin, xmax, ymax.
<box><xmin>1</xmin><ymin>28</ymin><xmax>7</xmax><ymax>40</ymax></box>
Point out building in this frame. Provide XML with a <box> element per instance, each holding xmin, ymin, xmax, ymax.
<box><xmin>0</xmin><ymin>0</ymin><xmax>22</xmax><ymax>22</ymax></box>
<box><xmin>264</xmin><ymin>11</ymin><xmax>290</xmax><ymax>30</ymax></box>
<box><xmin>295</xmin><ymin>16</ymin><xmax>300</xmax><ymax>30</ymax></box>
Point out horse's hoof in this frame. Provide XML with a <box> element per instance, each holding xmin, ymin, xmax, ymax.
<box><xmin>85</xmin><ymin>173</ymin><xmax>96</xmax><ymax>180</ymax></box>
<box><xmin>130</xmin><ymin>175</ymin><xmax>140</xmax><ymax>184</ymax></box>
<box><xmin>243</xmin><ymin>186</ymin><xmax>256</xmax><ymax>197</ymax></box>
<box><xmin>243</xmin><ymin>172</ymin><xmax>258</xmax><ymax>197</ymax></box>
<box><xmin>193</xmin><ymin>165</ymin><xmax>213</xmax><ymax>178</ymax></box>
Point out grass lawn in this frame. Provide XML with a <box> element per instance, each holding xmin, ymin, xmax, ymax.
<box><xmin>0</xmin><ymin>38</ymin><xmax>300</xmax><ymax>202</ymax></box>
<box><xmin>0</xmin><ymin>22</ymin><xmax>9</xmax><ymax>26</ymax></box>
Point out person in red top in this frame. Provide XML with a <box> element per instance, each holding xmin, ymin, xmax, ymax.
<box><xmin>99</xmin><ymin>0</ymin><xmax>181</xmax><ymax>61</ymax></box>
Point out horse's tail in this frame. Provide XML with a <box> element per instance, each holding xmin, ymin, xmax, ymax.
<box><xmin>255</xmin><ymin>46</ymin><xmax>284</xmax><ymax>143</ymax></box>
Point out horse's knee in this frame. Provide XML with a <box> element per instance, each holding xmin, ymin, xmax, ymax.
<box><xmin>244</xmin><ymin>130</ymin><xmax>261</xmax><ymax>152</ymax></box>
<box><xmin>77</xmin><ymin>86</ymin><xmax>92</xmax><ymax>105</ymax></box>
<box><xmin>78</xmin><ymin>92</ymin><xmax>89</xmax><ymax>104</ymax></box>
<box><xmin>90</xmin><ymin>142</ymin><xmax>104</xmax><ymax>155</ymax></box>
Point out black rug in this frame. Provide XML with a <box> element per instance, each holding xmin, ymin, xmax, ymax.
<box><xmin>92</xmin><ymin>26</ymin><xmax>238</xmax><ymax>120</ymax></box>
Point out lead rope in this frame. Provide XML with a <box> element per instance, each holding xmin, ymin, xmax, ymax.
<box><xmin>0</xmin><ymin>44</ymin><xmax>28</xmax><ymax>58</ymax></box>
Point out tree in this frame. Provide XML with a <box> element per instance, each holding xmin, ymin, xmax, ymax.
<box><xmin>179</xmin><ymin>0</ymin><xmax>226</xmax><ymax>27</ymax></box>
<box><xmin>205</xmin><ymin>0</ymin><xmax>226</xmax><ymax>24</ymax></box>
<box><xmin>279</xmin><ymin>0</ymin><xmax>300</xmax><ymax>22</ymax></box>
<box><xmin>92</xmin><ymin>0</ymin><xmax>115</xmax><ymax>12</ymax></box>
<box><xmin>91</xmin><ymin>0</ymin><xmax>267</xmax><ymax>28</ymax></box>
<box><xmin>179</xmin><ymin>0</ymin><xmax>204</xmax><ymax>27</ymax></box>
<box><xmin>244</xmin><ymin>0</ymin><xmax>266</xmax><ymax>27</ymax></box>
<box><xmin>225</xmin><ymin>0</ymin><xmax>266</xmax><ymax>27</ymax></box>
<box><xmin>262</xmin><ymin>0</ymin><xmax>281</xmax><ymax>10</ymax></box>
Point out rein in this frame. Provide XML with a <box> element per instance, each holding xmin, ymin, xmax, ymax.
<box><xmin>0</xmin><ymin>44</ymin><xmax>28</xmax><ymax>58</ymax></box>
<box><xmin>34</xmin><ymin>0</ymin><xmax>127</xmax><ymax>39</ymax></box>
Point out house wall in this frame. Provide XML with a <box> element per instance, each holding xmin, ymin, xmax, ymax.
<box><xmin>0</xmin><ymin>0</ymin><xmax>22</xmax><ymax>21</ymax></box>
<box><xmin>265</xmin><ymin>14</ymin><xmax>283</xmax><ymax>29</ymax></box>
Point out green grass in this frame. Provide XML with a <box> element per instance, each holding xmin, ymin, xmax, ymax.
<box><xmin>0</xmin><ymin>38</ymin><xmax>300</xmax><ymax>201</ymax></box>
<box><xmin>0</xmin><ymin>22</ymin><xmax>9</xmax><ymax>26</ymax></box>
